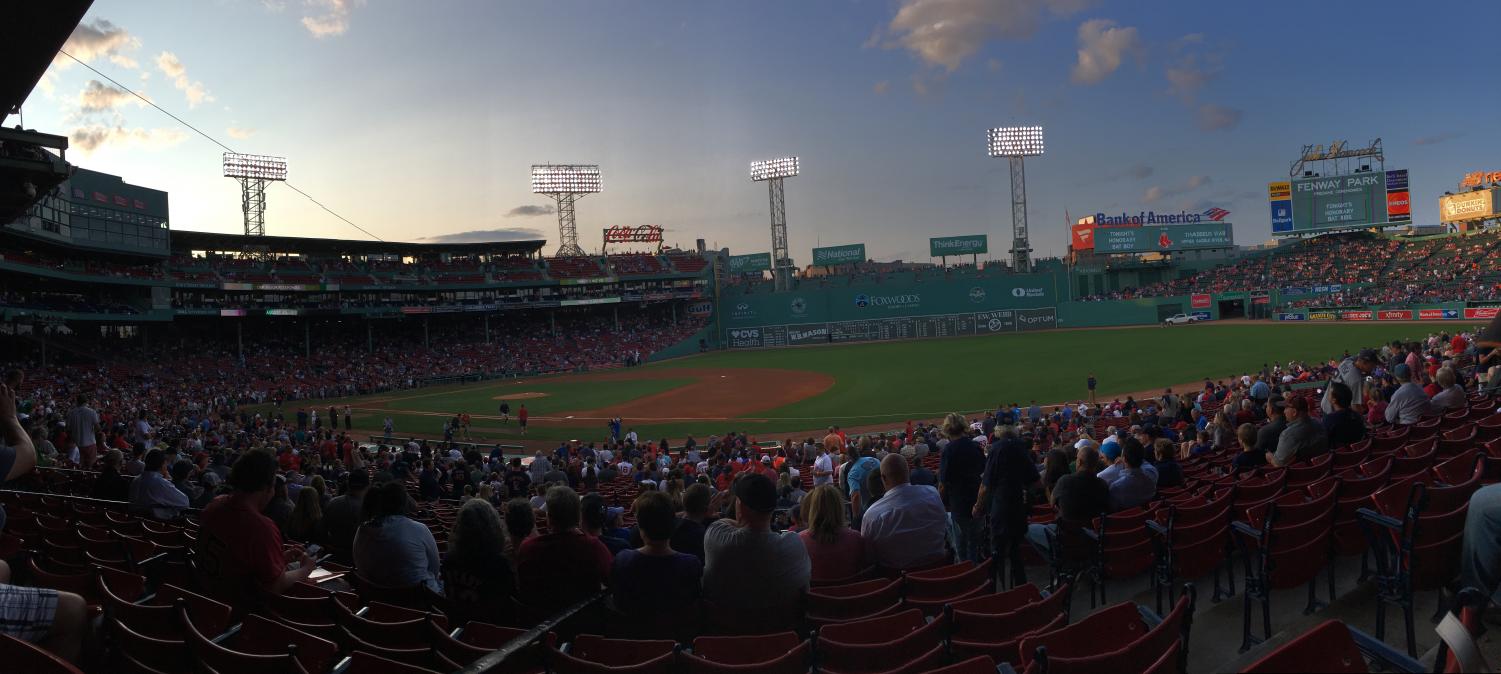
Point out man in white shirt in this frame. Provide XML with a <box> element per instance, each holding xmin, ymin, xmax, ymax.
<box><xmin>1322</xmin><ymin>350</ymin><xmax>1377</xmax><ymax>416</ymax></box>
<box><xmin>65</xmin><ymin>396</ymin><xmax>100</xmax><ymax>469</ymax></box>
<box><xmin>812</xmin><ymin>446</ymin><xmax>834</xmax><ymax>486</ymax></box>
<box><xmin>861</xmin><ymin>454</ymin><xmax>948</xmax><ymax>571</ymax></box>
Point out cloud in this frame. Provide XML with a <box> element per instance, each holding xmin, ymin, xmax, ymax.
<box><xmin>1107</xmin><ymin>163</ymin><xmax>1154</xmax><ymax>181</ymax></box>
<box><xmin>418</xmin><ymin>228</ymin><xmax>547</xmax><ymax>243</ymax></box>
<box><xmin>1414</xmin><ymin>132</ymin><xmax>1464</xmax><ymax>146</ymax></box>
<box><xmin>155</xmin><ymin>51</ymin><xmax>213</xmax><ymax>108</ymax></box>
<box><xmin>505</xmin><ymin>204</ymin><xmax>556</xmax><ymax>218</ymax></box>
<box><xmin>1142</xmin><ymin>175</ymin><xmax>1211</xmax><ymax>204</ymax></box>
<box><xmin>1164</xmin><ymin>35</ymin><xmax>1225</xmax><ymax>103</ymax></box>
<box><xmin>56</xmin><ymin>19</ymin><xmax>141</xmax><ymax>68</ymax></box>
<box><xmin>872</xmin><ymin>80</ymin><xmax>890</xmax><ymax>95</ymax></box>
<box><xmin>69</xmin><ymin>124</ymin><xmax>188</xmax><ymax>153</ymax></box>
<box><xmin>880</xmin><ymin>0</ymin><xmax>1090</xmax><ymax>71</ymax></box>
<box><xmin>1070</xmin><ymin>19</ymin><xmax>1140</xmax><ymax>85</ymax></box>
<box><xmin>226</xmin><ymin>127</ymin><xmax>256</xmax><ymax>140</ymax></box>
<box><xmin>302</xmin><ymin>0</ymin><xmax>361</xmax><ymax>38</ymax></box>
<box><xmin>1196</xmin><ymin>103</ymin><xmax>1242</xmax><ymax>131</ymax></box>
<box><xmin>76</xmin><ymin>80</ymin><xmax>140</xmax><ymax>114</ymax></box>
<box><xmin>986</xmin><ymin>58</ymin><xmax>1003</xmax><ymax>72</ymax></box>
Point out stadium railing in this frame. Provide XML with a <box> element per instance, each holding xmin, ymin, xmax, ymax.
<box><xmin>458</xmin><ymin>591</ymin><xmax>607</xmax><ymax>674</ymax></box>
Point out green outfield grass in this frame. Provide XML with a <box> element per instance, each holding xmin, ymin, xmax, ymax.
<box><xmin>283</xmin><ymin>322</ymin><xmax>1452</xmax><ymax>444</ymax></box>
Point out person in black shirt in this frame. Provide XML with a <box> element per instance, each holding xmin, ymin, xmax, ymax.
<box><xmin>503</xmin><ymin>458</ymin><xmax>531</xmax><ymax>500</ymax></box>
<box><xmin>418</xmin><ymin>460</ymin><xmax>441</xmax><ymax>501</ymax></box>
<box><xmin>442</xmin><ymin>499</ymin><xmax>516</xmax><ymax>625</ymax></box>
<box><xmin>1151</xmin><ymin>439</ymin><xmax>1184</xmax><ymax>488</ymax></box>
<box><xmin>91</xmin><ymin>449</ymin><xmax>130</xmax><ymax>501</ymax></box>
<box><xmin>1254</xmin><ymin>396</ymin><xmax>1287</xmax><ymax>460</ymax></box>
<box><xmin>581</xmin><ymin>493</ymin><xmax>631</xmax><ymax>555</ymax></box>
<box><xmin>973</xmin><ymin>425</ymin><xmax>1040</xmax><ymax>587</ymax></box>
<box><xmin>1322</xmin><ymin>382</ymin><xmax>1366</xmax><ymax>449</ymax></box>
<box><xmin>1232</xmin><ymin>423</ymin><xmax>1267</xmax><ymax>472</ymax></box>
<box><xmin>939</xmin><ymin>414</ymin><xmax>986</xmax><ymax>562</ymax></box>
<box><xmin>1026</xmin><ymin>442</ymin><xmax>1109</xmax><ymax>559</ymax></box>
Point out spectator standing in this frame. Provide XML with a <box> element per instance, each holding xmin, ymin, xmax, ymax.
<box><xmin>65</xmin><ymin>395</ymin><xmax>100</xmax><ymax>468</ymax></box>
<box><xmin>864</xmin><ymin>454</ymin><xmax>949</xmax><ymax>571</ymax></box>
<box><xmin>1087</xmin><ymin>373</ymin><xmax>1098</xmax><ymax>404</ymax></box>
<box><xmin>845</xmin><ymin>448</ymin><xmax>880</xmax><ymax>525</ymax></box>
<box><xmin>973</xmin><ymin>425</ymin><xmax>1040</xmax><ymax>585</ymax></box>
<box><xmin>1321</xmin><ymin>350</ymin><xmax>1377</xmax><ymax>416</ymax></box>
<box><xmin>812</xmin><ymin>442</ymin><xmax>834</xmax><ymax>487</ymax></box>
<box><xmin>943</xmin><ymin>417</ymin><xmax>988</xmax><ymax>558</ymax></box>
<box><xmin>353</xmin><ymin>481</ymin><xmax>442</xmax><ymax>592</ymax></box>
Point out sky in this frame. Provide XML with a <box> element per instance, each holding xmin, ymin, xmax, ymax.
<box><xmin>14</xmin><ymin>0</ymin><xmax>1501</xmax><ymax>262</ymax></box>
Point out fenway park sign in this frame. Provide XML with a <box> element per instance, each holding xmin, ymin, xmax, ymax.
<box><xmin>603</xmin><ymin>225</ymin><xmax>664</xmax><ymax>243</ymax></box>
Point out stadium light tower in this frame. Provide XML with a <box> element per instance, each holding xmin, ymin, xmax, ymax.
<box><xmin>750</xmin><ymin>156</ymin><xmax>799</xmax><ymax>291</ymax></box>
<box><xmin>531</xmin><ymin>164</ymin><xmax>601</xmax><ymax>257</ymax></box>
<box><xmin>987</xmin><ymin>126</ymin><xmax>1044</xmax><ymax>273</ymax></box>
<box><xmin>223</xmin><ymin>153</ymin><xmax>287</xmax><ymax>237</ymax></box>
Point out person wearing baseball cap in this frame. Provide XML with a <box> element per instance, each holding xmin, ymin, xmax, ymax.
<box><xmin>1269</xmin><ymin>396</ymin><xmax>1326</xmax><ymax>467</ymax></box>
<box><xmin>701</xmin><ymin>473</ymin><xmax>810</xmax><ymax>618</ymax></box>
<box><xmin>1384</xmin><ymin>363</ymin><xmax>1432</xmax><ymax>426</ymax></box>
<box><xmin>1322</xmin><ymin>349</ymin><xmax>1378</xmax><ymax>416</ymax></box>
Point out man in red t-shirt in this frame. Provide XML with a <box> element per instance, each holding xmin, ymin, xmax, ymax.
<box><xmin>195</xmin><ymin>449</ymin><xmax>314</xmax><ymax>616</ymax></box>
<box><xmin>515</xmin><ymin>486</ymin><xmax>611</xmax><ymax>616</ymax></box>
<box><xmin>518</xmin><ymin>405</ymin><xmax>529</xmax><ymax>436</ymax></box>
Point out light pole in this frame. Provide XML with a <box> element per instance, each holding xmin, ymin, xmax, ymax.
<box><xmin>750</xmin><ymin>156</ymin><xmax>799</xmax><ymax>291</ymax></box>
<box><xmin>531</xmin><ymin>164</ymin><xmax>601</xmax><ymax>257</ymax></box>
<box><xmin>223</xmin><ymin>153</ymin><xmax>287</xmax><ymax>237</ymax></box>
<box><xmin>987</xmin><ymin>126</ymin><xmax>1044</xmax><ymax>273</ymax></box>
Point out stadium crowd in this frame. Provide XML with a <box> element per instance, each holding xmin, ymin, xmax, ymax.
<box><xmin>1079</xmin><ymin>229</ymin><xmax>1501</xmax><ymax>306</ymax></box>
<box><xmin>0</xmin><ymin>316</ymin><xmax>1498</xmax><ymax>671</ymax></box>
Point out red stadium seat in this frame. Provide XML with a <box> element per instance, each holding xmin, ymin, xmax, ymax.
<box><xmin>684</xmin><ymin>632</ymin><xmax>811</xmax><ymax>674</ymax></box>
<box><xmin>902</xmin><ymin>558</ymin><xmax>992</xmax><ymax>615</ymax></box>
<box><xmin>0</xmin><ymin>633</ymin><xmax>82</xmax><ymax>674</ymax></box>
<box><xmin>1234</xmin><ymin>492</ymin><xmax>1338</xmax><ymax>652</ymax></box>
<box><xmin>1358</xmin><ymin>480</ymin><xmax>1472</xmax><ymax>656</ymax></box>
<box><xmin>815</xmin><ymin>609</ymin><xmax>947</xmax><ymax>674</ymax></box>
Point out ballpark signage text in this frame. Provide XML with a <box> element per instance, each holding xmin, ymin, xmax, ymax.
<box><xmin>1378</xmin><ymin>310</ymin><xmax>1412</xmax><ymax>320</ymax></box>
<box><xmin>1440</xmin><ymin>189</ymin><xmax>1498</xmax><ymax>223</ymax></box>
<box><xmin>930</xmin><ymin>235</ymin><xmax>988</xmax><ymax>257</ymax></box>
<box><xmin>1093</xmin><ymin>223</ymin><xmax>1234</xmax><ymax>253</ymax></box>
<box><xmin>727</xmin><ymin>253</ymin><xmax>772</xmax><ymax>274</ymax></box>
<box><xmin>1190</xmin><ymin>294</ymin><xmax>1211</xmax><ymax>309</ymax></box>
<box><xmin>1092</xmin><ymin>208</ymin><xmax>1230</xmax><ymax>226</ymax></box>
<box><xmin>812</xmin><ymin>243</ymin><xmax>866</xmax><ymax>266</ymax></box>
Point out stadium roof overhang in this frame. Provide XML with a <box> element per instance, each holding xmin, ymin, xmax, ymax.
<box><xmin>170</xmin><ymin>230</ymin><xmax>547</xmax><ymax>258</ymax></box>
<box><xmin>0</xmin><ymin>1</ymin><xmax>93</xmax><ymax>122</ymax></box>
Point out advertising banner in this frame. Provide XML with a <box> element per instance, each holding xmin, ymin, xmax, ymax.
<box><xmin>1190</xmin><ymin>294</ymin><xmax>1211</xmax><ymax>309</ymax></box>
<box><xmin>1378</xmin><ymin>310</ymin><xmax>1413</xmax><ymax>320</ymax></box>
<box><xmin>929</xmin><ymin>235</ymin><xmax>988</xmax><ymax>257</ymax></box>
<box><xmin>687</xmin><ymin>300</ymin><xmax>714</xmax><ymax>317</ymax></box>
<box><xmin>1308</xmin><ymin>311</ymin><xmax>1337</xmax><ymax>321</ymax></box>
<box><xmin>1386</xmin><ymin>169</ymin><xmax>1409</xmax><ymax>191</ymax></box>
<box><xmin>727</xmin><ymin>253</ymin><xmax>772</xmax><ymax>274</ymax></box>
<box><xmin>1278</xmin><ymin>312</ymin><xmax>1307</xmax><ymax>321</ymax></box>
<box><xmin>1071</xmin><ymin>223</ymin><xmax>1095</xmax><ymax>250</ymax></box>
<box><xmin>1386</xmin><ymin>191</ymin><xmax>1411</xmax><ymax>221</ymax></box>
<box><xmin>1252</xmin><ymin>295</ymin><xmax>1271</xmax><ymax>305</ymax></box>
<box><xmin>1343</xmin><ymin>310</ymin><xmax>1373</xmax><ymax>321</ymax></box>
<box><xmin>727</xmin><ymin>328</ymin><xmax>763</xmax><ymax>348</ymax></box>
<box><xmin>1016</xmin><ymin>307</ymin><xmax>1058</xmax><ymax>331</ymax></box>
<box><xmin>1418</xmin><ymin>309</ymin><xmax>1457</xmax><ymax>320</ymax></box>
<box><xmin>1190</xmin><ymin>310</ymin><xmax>1211</xmax><ymax>321</ymax></box>
<box><xmin>812</xmin><ymin>243</ymin><xmax>866</xmax><ymax>266</ymax></box>
<box><xmin>1290</xmin><ymin>173</ymin><xmax>1386</xmax><ymax>232</ymax></box>
<box><xmin>1092</xmin><ymin>223</ymin><xmax>1234</xmax><ymax>253</ymax></box>
<box><xmin>1465</xmin><ymin>307</ymin><xmax>1501</xmax><ymax>320</ymax></box>
<box><xmin>976</xmin><ymin>310</ymin><xmax>1016</xmax><ymax>333</ymax></box>
<box><xmin>1440</xmin><ymin>189</ymin><xmax>1497</xmax><ymax>223</ymax></box>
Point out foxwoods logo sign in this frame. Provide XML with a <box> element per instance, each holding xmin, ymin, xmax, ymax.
<box><xmin>1010</xmin><ymin>287</ymin><xmax>1045</xmax><ymax>298</ymax></box>
<box><xmin>854</xmin><ymin>293</ymin><xmax>921</xmax><ymax>308</ymax></box>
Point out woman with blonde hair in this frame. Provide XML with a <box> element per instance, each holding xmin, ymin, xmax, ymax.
<box><xmin>797</xmin><ymin>484</ymin><xmax>868</xmax><ymax>582</ymax></box>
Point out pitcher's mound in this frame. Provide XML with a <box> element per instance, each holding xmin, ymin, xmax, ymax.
<box><xmin>492</xmin><ymin>392</ymin><xmax>549</xmax><ymax>400</ymax></box>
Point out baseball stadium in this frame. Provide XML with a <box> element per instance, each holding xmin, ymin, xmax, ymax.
<box><xmin>2</xmin><ymin>2</ymin><xmax>1501</xmax><ymax>674</ymax></box>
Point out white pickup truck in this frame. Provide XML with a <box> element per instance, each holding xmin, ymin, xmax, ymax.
<box><xmin>1163</xmin><ymin>313</ymin><xmax>1201</xmax><ymax>325</ymax></box>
